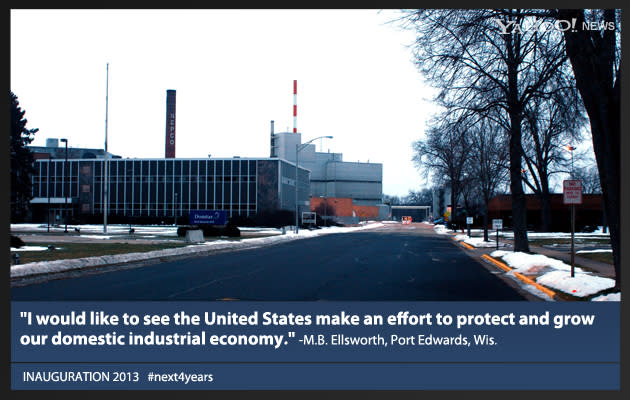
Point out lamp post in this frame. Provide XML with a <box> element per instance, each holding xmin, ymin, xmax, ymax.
<box><xmin>47</xmin><ymin>154</ymin><xmax>51</xmax><ymax>232</ymax></box>
<box><xmin>174</xmin><ymin>192</ymin><xmax>178</xmax><ymax>226</ymax></box>
<box><xmin>565</xmin><ymin>145</ymin><xmax>576</xmax><ymax>277</ymax></box>
<box><xmin>60</xmin><ymin>138</ymin><xmax>69</xmax><ymax>233</ymax></box>
<box><xmin>104</xmin><ymin>62</ymin><xmax>110</xmax><ymax>234</ymax></box>
<box><xmin>295</xmin><ymin>135</ymin><xmax>333</xmax><ymax>234</ymax></box>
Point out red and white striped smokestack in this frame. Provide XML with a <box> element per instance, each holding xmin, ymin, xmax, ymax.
<box><xmin>293</xmin><ymin>80</ymin><xmax>297</xmax><ymax>133</ymax></box>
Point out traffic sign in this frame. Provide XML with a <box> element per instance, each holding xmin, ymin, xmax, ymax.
<box><xmin>563</xmin><ymin>180</ymin><xmax>583</xmax><ymax>204</ymax></box>
<box><xmin>466</xmin><ymin>217</ymin><xmax>473</xmax><ymax>225</ymax></box>
<box><xmin>492</xmin><ymin>219</ymin><xmax>503</xmax><ymax>230</ymax></box>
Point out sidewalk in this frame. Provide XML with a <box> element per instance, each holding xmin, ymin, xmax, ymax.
<box><xmin>443</xmin><ymin>227</ymin><xmax>618</xmax><ymax>301</ymax></box>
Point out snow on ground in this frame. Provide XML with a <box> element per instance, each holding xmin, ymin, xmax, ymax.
<box><xmin>10</xmin><ymin>222</ymin><xmax>384</xmax><ymax>279</ymax></box>
<box><xmin>576</xmin><ymin>249</ymin><xmax>612</xmax><ymax>254</ymax></box>
<box><xmin>10</xmin><ymin>246</ymin><xmax>52</xmax><ymax>252</ymax></box>
<box><xmin>11</xmin><ymin>223</ymin><xmax>179</xmax><ymax>237</ymax></box>
<box><xmin>433</xmin><ymin>224</ymin><xmax>451</xmax><ymax>235</ymax></box>
<box><xmin>592</xmin><ymin>292</ymin><xmax>621</xmax><ymax>302</ymax></box>
<box><xmin>454</xmin><ymin>234</ymin><xmax>509</xmax><ymax>248</ymax></box>
<box><xmin>536</xmin><ymin>270</ymin><xmax>616</xmax><ymax>298</ymax></box>
<box><xmin>490</xmin><ymin>250</ymin><xmax>617</xmax><ymax>300</ymax></box>
<box><xmin>491</xmin><ymin>250</ymin><xmax>584</xmax><ymax>274</ymax></box>
<box><xmin>502</xmin><ymin>228</ymin><xmax>610</xmax><ymax>239</ymax></box>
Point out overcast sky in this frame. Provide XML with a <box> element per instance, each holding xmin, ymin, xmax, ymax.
<box><xmin>10</xmin><ymin>9</ymin><xmax>439</xmax><ymax>197</ymax></box>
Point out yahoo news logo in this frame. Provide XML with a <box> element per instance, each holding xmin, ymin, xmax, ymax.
<box><xmin>494</xmin><ymin>17</ymin><xmax>616</xmax><ymax>34</ymax></box>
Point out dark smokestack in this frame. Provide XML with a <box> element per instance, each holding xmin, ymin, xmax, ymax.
<box><xmin>270</xmin><ymin>120</ymin><xmax>276</xmax><ymax>158</ymax></box>
<box><xmin>165</xmin><ymin>89</ymin><xmax>176</xmax><ymax>158</ymax></box>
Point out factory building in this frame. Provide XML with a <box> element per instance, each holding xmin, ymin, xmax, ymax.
<box><xmin>26</xmin><ymin>83</ymin><xmax>388</xmax><ymax>225</ymax></box>
<box><xmin>270</xmin><ymin>127</ymin><xmax>388</xmax><ymax>223</ymax></box>
<box><xmin>28</xmin><ymin>144</ymin><xmax>310</xmax><ymax>225</ymax></box>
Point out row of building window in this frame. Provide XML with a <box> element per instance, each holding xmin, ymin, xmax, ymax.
<box><xmin>32</xmin><ymin>159</ymin><xmax>261</xmax><ymax>217</ymax></box>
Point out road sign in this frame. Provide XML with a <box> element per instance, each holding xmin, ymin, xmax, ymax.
<box><xmin>492</xmin><ymin>219</ymin><xmax>503</xmax><ymax>230</ymax></box>
<box><xmin>563</xmin><ymin>180</ymin><xmax>583</xmax><ymax>204</ymax></box>
<box><xmin>302</xmin><ymin>211</ymin><xmax>317</xmax><ymax>225</ymax></box>
<box><xmin>189</xmin><ymin>210</ymin><xmax>227</xmax><ymax>226</ymax></box>
<box><xmin>466</xmin><ymin>217</ymin><xmax>473</xmax><ymax>225</ymax></box>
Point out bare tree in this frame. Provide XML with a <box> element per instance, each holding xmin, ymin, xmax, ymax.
<box><xmin>412</xmin><ymin>113</ymin><xmax>472</xmax><ymax>227</ymax></box>
<box><xmin>520</xmin><ymin>86</ymin><xmax>587</xmax><ymax>231</ymax></box>
<box><xmin>401</xmin><ymin>9</ymin><xmax>570</xmax><ymax>252</ymax></box>
<box><xmin>573</xmin><ymin>165</ymin><xmax>601</xmax><ymax>195</ymax></box>
<box><xmin>468</xmin><ymin>116</ymin><xmax>510</xmax><ymax>241</ymax></box>
<box><xmin>554</xmin><ymin>9</ymin><xmax>621</xmax><ymax>288</ymax></box>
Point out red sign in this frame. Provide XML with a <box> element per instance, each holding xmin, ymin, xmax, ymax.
<box><xmin>563</xmin><ymin>180</ymin><xmax>582</xmax><ymax>204</ymax></box>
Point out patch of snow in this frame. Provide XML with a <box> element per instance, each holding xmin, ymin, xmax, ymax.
<box><xmin>576</xmin><ymin>249</ymin><xmax>612</xmax><ymax>254</ymax></box>
<box><xmin>10</xmin><ymin>222</ymin><xmax>384</xmax><ymax>279</ymax></box>
<box><xmin>11</xmin><ymin>246</ymin><xmax>52</xmax><ymax>252</ymax></box>
<box><xmin>433</xmin><ymin>225</ymin><xmax>451</xmax><ymax>235</ymax></box>
<box><xmin>536</xmin><ymin>270</ymin><xmax>616</xmax><ymax>298</ymax></box>
<box><xmin>502</xmin><ymin>230</ymin><xmax>610</xmax><ymax>239</ymax></box>
<box><xmin>455</xmin><ymin>234</ymin><xmax>507</xmax><ymax>248</ymax></box>
<box><xmin>591</xmin><ymin>292</ymin><xmax>620</xmax><ymax>302</ymax></box>
<box><xmin>492</xmin><ymin>251</ymin><xmax>583</xmax><ymax>274</ymax></box>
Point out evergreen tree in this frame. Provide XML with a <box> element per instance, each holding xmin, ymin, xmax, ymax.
<box><xmin>10</xmin><ymin>91</ymin><xmax>38</xmax><ymax>221</ymax></box>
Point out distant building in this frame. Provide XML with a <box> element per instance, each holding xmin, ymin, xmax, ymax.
<box><xmin>487</xmin><ymin>194</ymin><xmax>604</xmax><ymax>232</ymax></box>
<box><xmin>270</xmin><ymin>128</ymin><xmax>387</xmax><ymax>223</ymax></box>
<box><xmin>30</xmin><ymin>138</ymin><xmax>118</xmax><ymax>161</ymax></box>
<box><xmin>27</xmin><ymin>117</ymin><xmax>387</xmax><ymax>225</ymax></box>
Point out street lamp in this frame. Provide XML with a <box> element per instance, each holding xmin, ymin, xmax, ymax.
<box><xmin>47</xmin><ymin>154</ymin><xmax>51</xmax><ymax>232</ymax></box>
<box><xmin>564</xmin><ymin>144</ymin><xmax>576</xmax><ymax>277</ymax></box>
<box><xmin>295</xmin><ymin>135</ymin><xmax>333</xmax><ymax>234</ymax></box>
<box><xmin>60</xmin><ymin>138</ymin><xmax>69</xmax><ymax>233</ymax></box>
<box><xmin>564</xmin><ymin>145</ymin><xmax>575</xmax><ymax>178</ymax></box>
<box><xmin>174</xmin><ymin>192</ymin><xmax>178</xmax><ymax>226</ymax></box>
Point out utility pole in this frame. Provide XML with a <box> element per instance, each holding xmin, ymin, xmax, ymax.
<box><xmin>60</xmin><ymin>138</ymin><xmax>69</xmax><ymax>233</ymax></box>
<box><xmin>47</xmin><ymin>154</ymin><xmax>51</xmax><ymax>232</ymax></box>
<box><xmin>104</xmin><ymin>63</ymin><xmax>109</xmax><ymax>233</ymax></box>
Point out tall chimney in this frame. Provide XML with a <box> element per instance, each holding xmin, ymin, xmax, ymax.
<box><xmin>165</xmin><ymin>89</ymin><xmax>176</xmax><ymax>158</ymax></box>
<box><xmin>270</xmin><ymin>120</ymin><xmax>276</xmax><ymax>157</ymax></box>
<box><xmin>293</xmin><ymin>80</ymin><xmax>297</xmax><ymax>133</ymax></box>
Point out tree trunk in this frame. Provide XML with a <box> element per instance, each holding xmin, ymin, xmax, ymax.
<box><xmin>560</xmin><ymin>9</ymin><xmax>620</xmax><ymax>288</ymax></box>
<box><xmin>505</xmin><ymin>33</ymin><xmax>530</xmax><ymax>253</ymax></box>
<box><xmin>508</xmin><ymin>115</ymin><xmax>530</xmax><ymax>252</ymax></box>
<box><xmin>540</xmin><ymin>175</ymin><xmax>552</xmax><ymax>232</ymax></box>
<box><xmin>482</xmin><ymin>201</ymin><xmax>489</xmax><ymax>242</ymax></box>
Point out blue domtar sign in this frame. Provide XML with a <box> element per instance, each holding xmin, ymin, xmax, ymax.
<box><xmin>189</xmin><ymin>210</ymin><xmax>228</xmax><ymax>226</ymax></box>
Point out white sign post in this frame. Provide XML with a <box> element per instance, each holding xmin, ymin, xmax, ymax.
<box><xmin>492</xmin><ymin>219</ymin><xmax>503</xmax><ymax>250</ymax></box>
<box><xmin>466</xmin><ymin>217</ymin><xmax>473</xmax><ymax>237</ymax></box>
<box><xmin>564</xmin><ymin>180</ymin><xmax>582</xmax><ymax>277</ymax></box>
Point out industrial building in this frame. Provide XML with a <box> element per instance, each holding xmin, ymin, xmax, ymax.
<box><xmin>26</xmin><ymin>82</ymin><xmax>387</xmax><ymax>225</ymax></box>
<box><xmin>28</xmin><ymin>151</ymin><xmax>310</xmax><ymax>225</ymax></box>
<box><xmin>270</xmin><ymin>128</ymin><xmax>388</xmax><ymax>223</ymax></box>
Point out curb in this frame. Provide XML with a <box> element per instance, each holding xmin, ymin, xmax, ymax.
<box><xmin>481</xmin><ymin>254</ymin><xmax>557</xmax><ymax>299</ymax></box>
<box><xmin>459</xmin><ymin>241</ymin><xmax>475</xmax><ymax>250</ymax></box>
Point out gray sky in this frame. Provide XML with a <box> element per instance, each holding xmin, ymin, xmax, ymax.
<box><xmin>11</xmin><ymin>9</ymin><xmax>438</xmax><ymax>197</ymax></box>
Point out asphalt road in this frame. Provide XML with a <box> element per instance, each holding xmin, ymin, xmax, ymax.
<box><xmin>11</xmin><ymin>223</ymin><xmax>526</xmax><ymax>301</ymax></box>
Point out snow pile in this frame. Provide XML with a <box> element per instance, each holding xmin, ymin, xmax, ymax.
<box><xmin>491</xmin><ymin>250</ymin><xmax>583</xmax><ymax>274</ymax></box>
<box><xmin>10</xmin><ymin>222</ymin><xmax>384</xmax><ymax>279</ymax></box>
<box><xmin>592</xmin><ymin>292</ymin><xmax>621</xmax><ymax>302</ymax></box>
<box><xmin>433</xmin><ymin>224</ymin><xmax>451</xmax><ymax>235</ymax></box>
<box><xmin>576</xmin><ymin>249</ymin><xmax>612</xmax><ymax>254</ymax></box>
<box><xmin>502</xmin><ymin>230</ymin><xmax>610</xmax><ymax>239</ymax></box>
<box><xmin>536</xmin><ymin>270</ymin><xmax>616</xmax><ymax>298</ymax></box>
<box><xmin>490</xmin><ymin>250</ymin><xmax>617</xmax><ymax>300</ymax></box>
<box><xmin>10</xmin><ymin>246</ymin><xmax>52</xmax><ymax>252</ymax></box>
<box><xmin>455</xmin><ymin>234</ymin><xmax>507</xmax><ymax>248</ymax></box>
